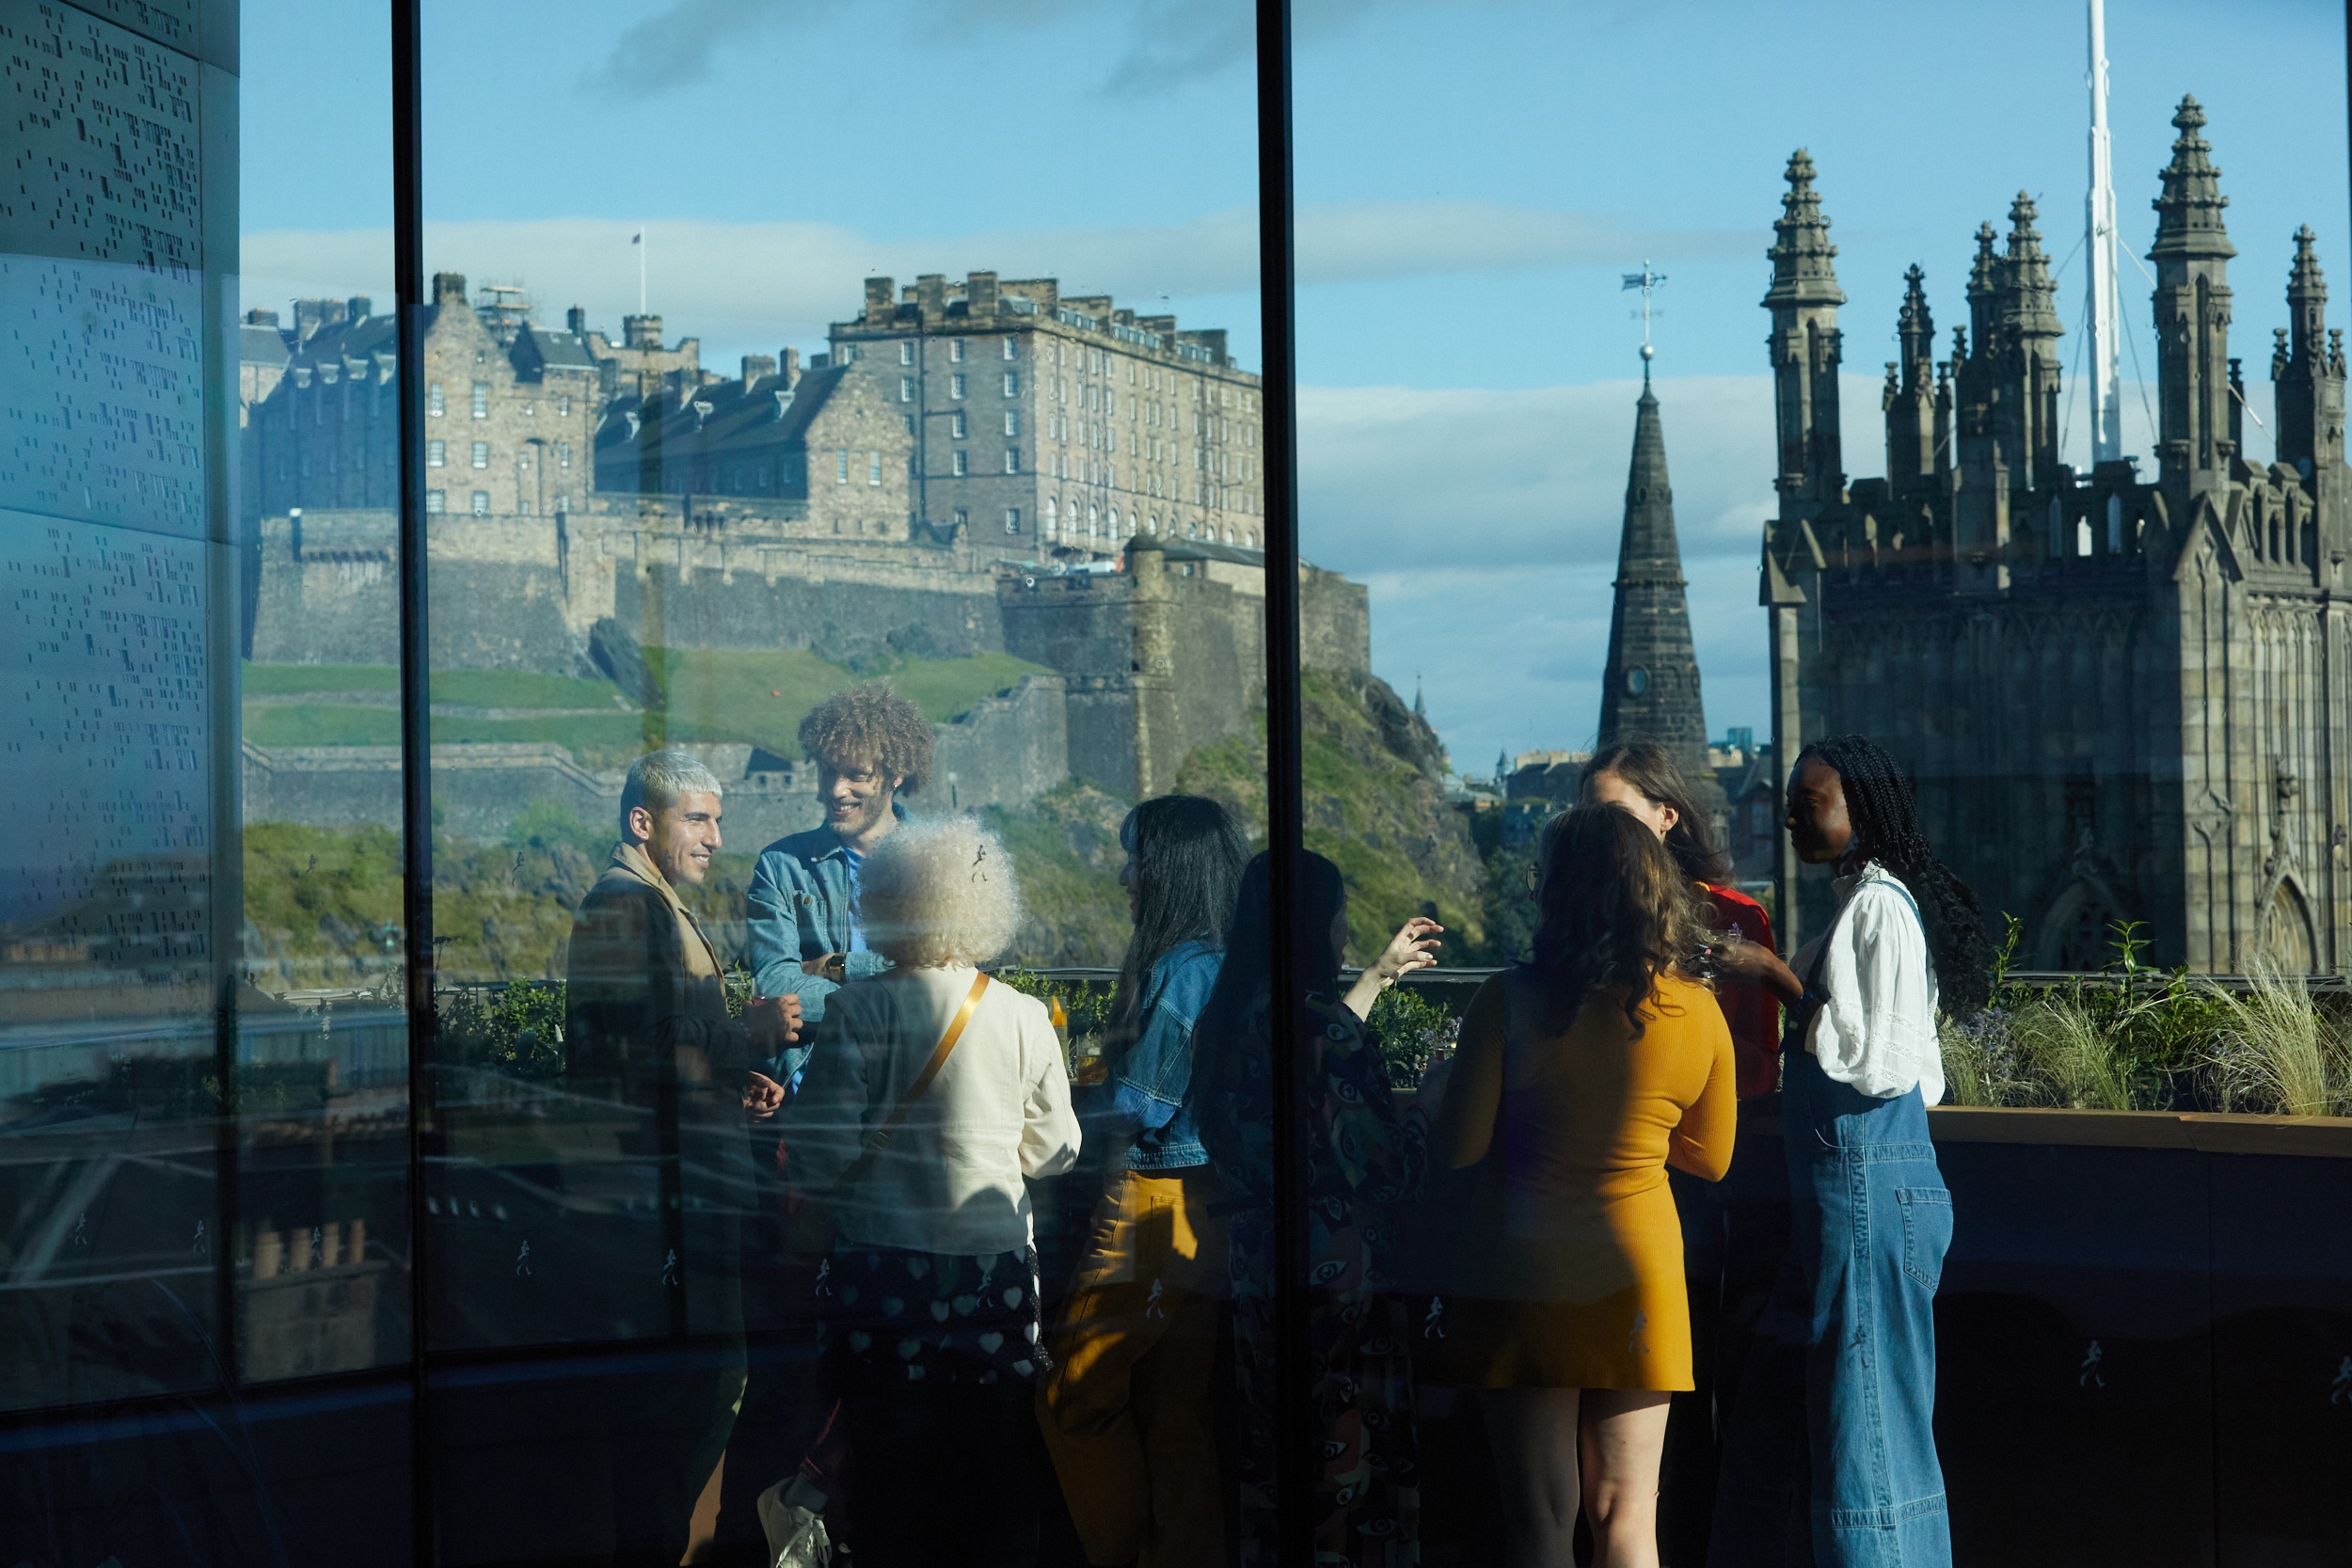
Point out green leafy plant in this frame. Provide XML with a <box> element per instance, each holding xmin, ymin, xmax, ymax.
<box><xmin>992</xmin><ymin>968</ymin><xmax>1116</xmax><ymax>1042</ymax></box>
<box><xmin>1367</xmin><ymin>982</ymin><xmax>1459</xmax><ymax>1087</ymax></box>
<box><xmin>437</xmin><ymin>981</ymin><xmax>568</xmax><ymax>1078</ymax></box>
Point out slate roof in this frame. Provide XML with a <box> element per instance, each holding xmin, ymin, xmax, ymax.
<box><xmin>239</xmin><ymin>323</ymin><xmax>291</xmax><ymax>368</ymax></box>
<box><xmin>599</xmin><ymin>366</ymin><xmax>848</xmax><ymax>467</ymax></box>
<box><xmin>515</xmin><ymin>322</ymin><xmax>599</xmax><ymax>373</ymax></box>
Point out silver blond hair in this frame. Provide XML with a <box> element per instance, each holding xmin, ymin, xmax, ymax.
<box><xmin>619</xmin><ymin>749</ymin><xmax>723</xmax><ymax>832</ymax></box>
<box><xmin>855</xmin><ymin>815</ymin><xmax>1024</xmax><ymax>968</ymax></box>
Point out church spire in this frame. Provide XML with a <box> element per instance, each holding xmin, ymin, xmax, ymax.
<box><xmin>2275</xmin><ymin>225</ymin><xmax>2345</xmax><ymax>475</ymax></box>
<box><xmin>2004</xmin><ymin>192</ymin><xmax>2065</xmax><ymax>490</ymax></box>
<box><xmin>2150</xmin><ymin>94</ymin><xmax>2236</xmax><ymax>482</ymax></box>
<box><xmin>2152</xmin><ymin>94</ymin><xmax>2233</xmax><ymax>262</ymax></box>
<box><xmin>1763</xmin><ymin>150</ymin><xmax>1846</xmax><ymax>513</ymax></box>
<box><xmin>1596</xmin><ymin>375</ymin><xmax>1722</xmax><ymax>818</ymax></box>
<box><xmin>1886</xmin><ymin>264</ymin><xmax>1938</xmax><ymax>491</ymax></box>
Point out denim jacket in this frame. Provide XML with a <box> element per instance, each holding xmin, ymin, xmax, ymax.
<box><xmin>745</xmin><ymin>803</ymin><xmax>905</xmax><ymax>1081</ymax></box>
<box><xmin>1087</xmin><ymin>939</ymin><xmax>1221</xmax><ymax>1172</ymax></box>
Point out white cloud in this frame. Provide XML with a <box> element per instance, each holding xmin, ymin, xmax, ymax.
<box><xmin>237</xmin><ymin>204</ymin><xmax>1752</xmax><ymax>354</ymax></box>
<box><xmin>581</xmin><ymin>0</ymin><xmax>1504</xmax><ymax>101</ymax></box>
<box><xmin>1305</xmin><ymin>370</ymin><xmax>2189</xmax><ymax>774</ymax></box>
<box><xmin>1298</xmin><ymin>374</ymin><xmax>1838</xmax><ymax>772</ymax></box>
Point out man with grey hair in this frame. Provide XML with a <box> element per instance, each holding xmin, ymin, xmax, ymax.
<box><xmin>564</xmin><ymin>748</ymin><xmax>790</xmax><ymax>1566</ymax></box>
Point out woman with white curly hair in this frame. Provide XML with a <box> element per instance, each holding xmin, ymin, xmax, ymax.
<box><xmin>780</xmin><ymin>814</ymin><xmax>1080</xmax><ymax>1568</ymax></box>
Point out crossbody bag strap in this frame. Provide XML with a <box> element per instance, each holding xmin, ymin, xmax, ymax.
<box><xmin>829</xmin><ymin>972</ymin><xmax>991</xmax><ymax>1203</ymax></box>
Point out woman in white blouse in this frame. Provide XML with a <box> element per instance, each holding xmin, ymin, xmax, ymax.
<box><xmin>782</xmin><ymin>814</ymin><xmax>1079</xmax><ymax>1568</ymax></box>
<box><xmin>1706</xmin><ymin>735</ymin><xmax>1992</xmax><ymax>1568</ymax></box>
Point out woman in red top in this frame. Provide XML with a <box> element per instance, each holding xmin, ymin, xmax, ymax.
<box><xmin>1580</xmin><ymin>741</ymin><xmax>1780</xmax><ymax>1095</ymax></box>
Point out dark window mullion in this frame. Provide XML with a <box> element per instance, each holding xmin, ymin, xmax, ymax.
<box><xmin>1253</xmin><ymin>2</ymin><xmax>1311</xmax><ymax>1561</ymax></box>
<box><xmin>390</xmin><ymin>0</ymin><xmax>437</xmax><ymax>1561</ymax></box>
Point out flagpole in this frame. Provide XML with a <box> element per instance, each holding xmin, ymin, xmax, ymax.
<box><xmin>638</xmin><ymin>227</ymin><xmax>647</xmax><ymax>317</ymax></box>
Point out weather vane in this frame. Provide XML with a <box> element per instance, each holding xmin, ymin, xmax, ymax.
<box><xmin>1622</xmin><ymin>261</ymin><xmax>1667</xmax><ymax>376</ymax></box>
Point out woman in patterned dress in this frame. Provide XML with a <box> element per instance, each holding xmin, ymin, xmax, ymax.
<box><xmin>782</xmin><ymin>816</ymin><xmax>1081</xmax><ymax>1568</ymax></box>
<box><xmin>1190</xmin><ymin>850</ymin><xmax>1451</xmax><ymax>1566</ymax></box>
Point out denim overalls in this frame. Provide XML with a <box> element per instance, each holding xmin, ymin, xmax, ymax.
<box><xmin>1709</xmin><ymin>879</ymin><xmax>1955</xmax><ymax>1568</ymax></box>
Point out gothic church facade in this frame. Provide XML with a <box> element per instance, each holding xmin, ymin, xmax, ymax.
<box><xmin>1764</xmin><ymin>98</ymin><xmax>2352</xmax><ymax>972</ymax></box>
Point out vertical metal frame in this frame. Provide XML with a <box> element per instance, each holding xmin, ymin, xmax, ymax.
<box><xmin>390</xmin><ymin>0</ymin><xmax>436</xmax><ymax>1559</ymax></box>
<box><xmin>1252</xmin><ymin>0</ymin><xmax>1311</xmax><ymax>1560</ymax></box>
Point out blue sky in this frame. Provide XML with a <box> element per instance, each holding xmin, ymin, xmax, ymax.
<box><xmin>240</xmin><ymin>0</ymin><xmax>2349</xmax><ymax>776</ymax></box>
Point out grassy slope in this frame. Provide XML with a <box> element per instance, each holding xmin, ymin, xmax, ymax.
<box><xmin>241</xmin><ymin>819</ymin><xmax>760</xmax><ymax>990</ymax></box>
<box><xmin>245</xmin><ymin>664</ymin><xmax>623</xmax><ymax>706</ymax></box>
<box><xmin>242</xmin><ymin>650</ymin><xmax>1051</xmax><ymax>767</ymax></box>
<box><xmin>645</xmin><ymin>648</ymin><xmax>1050</xmax><ymax>754</ymax></box>
<box><xmin>1176</xmin><ymin>671</ymin><xmax>1494</xmax><ymax>965</ymax></box>
<box><xmin>984</xmin><ymin>783</ymin><xmax>1132</xmax><ymax>968</ymax></box>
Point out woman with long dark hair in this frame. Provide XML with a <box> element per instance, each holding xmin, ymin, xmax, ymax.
<box><xmin>1581</xmin><ymin>740</ymin><xmax>1782</xmax><ymax>1096</ymax></box>
<box><xmin>1432</xmin><ymin>806</ymin><xmax>1737</xmax><ymax>1568</ymax></box>
<box><xmin>1037</xmin><ymin>794</ymin><xmax>1248</xmax><ymax>1568</ymax></box>
<box><xmin>1708</xmin><ymin>735</ymin><xmax>1989</xmax><ymax>1568</ymax></box>
<box><xmin>1190</xmin><ymin>851</ymin><xmax>1445</xmax><ymax>1566</ymax></box>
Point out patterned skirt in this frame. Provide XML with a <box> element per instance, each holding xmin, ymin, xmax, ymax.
<box><xmin>817</xmin><ymin>1244</ymin><xmax>1049</xmax><ymax>1386</ymax></box>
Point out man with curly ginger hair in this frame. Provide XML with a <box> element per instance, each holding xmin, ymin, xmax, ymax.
<box><xmin>745</xmin><ymin>681</ymin><xmax>935</xmax><ymax>1088</ymax></box>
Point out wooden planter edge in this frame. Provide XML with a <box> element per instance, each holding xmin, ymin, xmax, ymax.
<box><xmin>1731</xmin><ymin>1103</ymin><xmax>2352</xmax><ymax>1157</ymax></box>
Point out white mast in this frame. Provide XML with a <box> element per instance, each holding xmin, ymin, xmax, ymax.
<box><xmin>2086</xmin><ymin>0</ymin><xmax>2124</xmax><ymax>463</ymax></box>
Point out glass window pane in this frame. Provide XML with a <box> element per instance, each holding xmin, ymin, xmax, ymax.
<box><xmin>1</xmin><ymin>0</ymin><xmax>413</xmax><ymax>1559</ymax></box>
<box><xmin>415</xmin><ymin>1</ymin><xmax>1266</xmax><ymax>1560</ymax></box>
<box><xmin>1296</xmin><ymin>6</ymin><xmax>2352</xmax><ymax>1565</ymax></box>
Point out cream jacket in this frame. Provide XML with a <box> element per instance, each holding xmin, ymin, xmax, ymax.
<box><xmin>784</xmin><ymin>965</ymin><xmax>1081</xmax><ymax>1256</ymax></box>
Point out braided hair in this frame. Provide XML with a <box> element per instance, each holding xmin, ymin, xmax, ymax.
<box><xmin>1801</xmin><ymin>734</ymin><xmax>1993</xmax><ymax>1017</ymax></box>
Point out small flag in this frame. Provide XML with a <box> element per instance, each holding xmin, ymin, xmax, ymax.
<box><xmin>632</xmin><ymin>232</ymin><xmax>643</xmax><ymax>245</ymax></box>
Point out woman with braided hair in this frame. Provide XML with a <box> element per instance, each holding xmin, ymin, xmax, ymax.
<box><xmin>1705</xmin><ymin>735</ymin><xmax>1985</xmax><ymax>1568</ymax></box>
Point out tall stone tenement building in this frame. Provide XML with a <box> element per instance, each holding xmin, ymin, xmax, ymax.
<box><xmin>1597</xmin><ymin>363</ymin><xmax>1726</xmax><ymax>827</ymax></box>
<box><xmin>245</xmin><ymin>275</ymin><xmax>604</xmax><ymax>522</ymax></box>
<box><xmin>830</xmin><ymin>273</ymin><xmax>1265</xmax><ymax>556</ymax></box>
<box><xmin>1763</xmin><ymin>97</ymin><xmax>2352</xmax><ymax>972</ymax></box>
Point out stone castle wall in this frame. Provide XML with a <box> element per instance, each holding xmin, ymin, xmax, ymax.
<box><xmin>247</xmin><ymin>509</ymin><xmax>1003</xmax><ymax>673</ymax></box>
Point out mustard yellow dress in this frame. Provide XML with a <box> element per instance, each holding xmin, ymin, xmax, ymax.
<box><xmin>1432</xmin><ymin>969</ymin><xmax>1736</xmax><ymax>1390</ymax></box>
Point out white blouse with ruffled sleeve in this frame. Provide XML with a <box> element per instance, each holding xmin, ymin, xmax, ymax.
<box><xmin>1796</xmin><ymin>862</ymin><xmax>1945</xmax><ymax>1105</ymax></box>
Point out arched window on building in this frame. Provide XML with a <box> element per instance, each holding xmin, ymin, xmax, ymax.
<box><xmin>2039</xmin><ymin>879</ymin><xmax>2122</xmax><ymax>971</ymax></box>
<box><xmin>2263</xmin><ymin>880</ymin><xmax>2320</xmax><ymax>974</ymax></box>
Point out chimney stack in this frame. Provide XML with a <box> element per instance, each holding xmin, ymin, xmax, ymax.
<box><xmin>864</xmin><ymin>277</ymin><xmax>895</xmax><ymax>325</ymax></box>
<box><xmin>740</xmin><ymin>353</ymin><xmax>776</xmax><ymax>388</ymax></box>
<box><xmin>566</xmin><ymin>305</ymin><xmax>588</xmax><ymax>334</ymax></box>
<box><xmin>432</xmin><ymin>272</ymin><xmax>468</xmax><ymax>308</ymax></box>
<box><xmin>780</xmin><ymin>346</ymin><xmax>802</xmax><ymax>387</ymax></box>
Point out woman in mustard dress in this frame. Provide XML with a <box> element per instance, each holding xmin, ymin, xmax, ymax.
<box><xmin>1432</xmin><ymin>804</ymin><xmax>1737</xmax><ymax>1568</ymax></box>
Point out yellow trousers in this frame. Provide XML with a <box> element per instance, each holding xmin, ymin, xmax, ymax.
<box><xmin>1039</xmin><ymin>1167</ymin><xmax>1229</xmax><ymax>1568</ymax></box>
